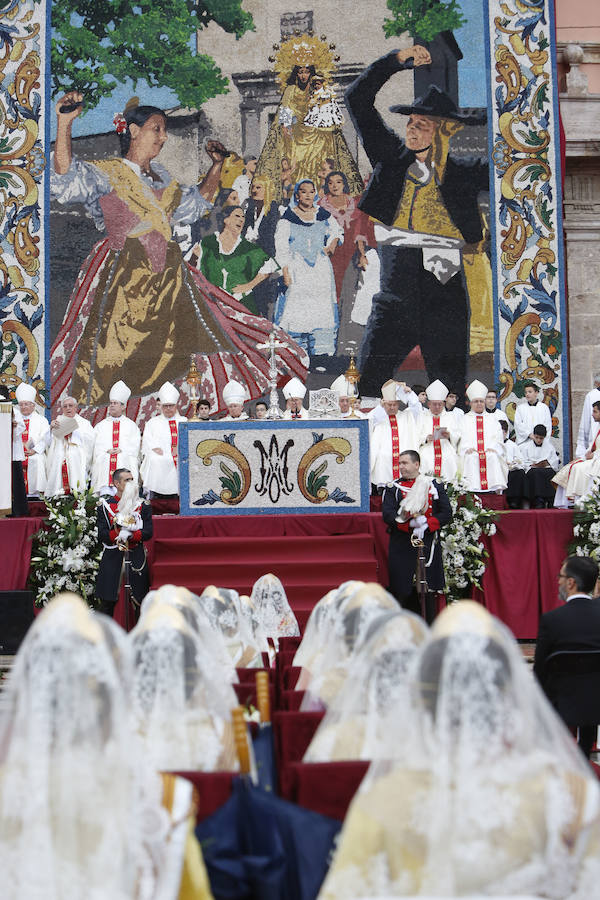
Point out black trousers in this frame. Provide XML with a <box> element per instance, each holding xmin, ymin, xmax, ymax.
<box><xmin>95</xmin><ymin>545</ymin><xmax>149</xmax><ymax>617</ymax></box>
<box><xmin>358</xmin><ymin>245</ymin><xmax>469</xmax><ymax>398</ymax></box>
<box><xmin>11</xmin><ymin>461</ymin><xmax>28</xmax><ymax>517</ymax></box>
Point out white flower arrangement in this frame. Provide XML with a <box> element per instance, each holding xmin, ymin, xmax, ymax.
<box><xmin>440</xmin><ymin>479</ymin><xmax>498</xmax><ymax>602</ymax></box>
<box><xmin>29</xmin><ymin>490</ymin><xmax>102</xmax><ymax>608</ymax></box>
<box><xmin>570</xmin><ymin>477</ymin><xmax>600</xmax><ymax>561</ymax></box>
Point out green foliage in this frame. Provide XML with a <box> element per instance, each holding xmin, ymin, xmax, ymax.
<box><xmin>570</xmin><ymin>482</ymin><xmax>600</xmax><ymax>560</ymax></box>
<box><xmin>383</xmin><ymin>0</ymin><xmax>466</xmax><ymax>43</ymax></box>
<box><xmin>51</xmin><ymin>0</ymin><xmax>255</xmax><ymax>110</ymax></box>
<box><xmin>441</xmin><ymin>480</ymin><xmax>498</xmax><ymax>602</ymax></box>
<box><xmin>219</xmin><ymin>462</ymin><xmax>241</xmax><ymax>498</ymax></box>
<box><xmin>307</xmin><ymin>461</ymin><xmax>329</xmax><ymax>498</ymax></box>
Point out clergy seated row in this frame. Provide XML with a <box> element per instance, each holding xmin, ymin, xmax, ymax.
<box><xmin>553</xmin><ymin>399</ymin><xmax>600</xmax><ymax>508</ymax></box>
<box><xmin>370</xmin><ymin>378</ymin><xmax>559</xmax><ymax>497</ymax></box>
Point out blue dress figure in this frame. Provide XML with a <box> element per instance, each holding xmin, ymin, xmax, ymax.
<box><xmin>274</xmin><ymin>179</ymin><xmax>343</xmax><ymax>357</ymax></box>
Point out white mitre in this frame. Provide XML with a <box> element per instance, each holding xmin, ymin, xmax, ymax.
<box><xmin>466</xmin><ymin>380</ymin><xmax>487</xmax><ymax>402</ymax></box>
<box><xmin>15</xmin><ymin>383</ymin><xmax>36</xmax><ymax>403</ymax></box>
<box><xmin>330</xmin><ymin>375</ymin><xmax>352</xmax><ymax>398</ymax></box>
<box><xmin>283</xmin><ymin>377</ymin><xmax>307</xmax><ymax>400</ymax></box>
<box><xmin>109</xmin><ymin>380</ymin><xmax>131</xmax><ymax>405</ymax></box>
<box><xmin>381</xmin><ymin>380</ymin><xmax>399</xmax><ymax>403</ymax></box>
<box><xmin>222</xmin><ymin>380</ymin><xmax>247</xmax><ymax>406</ymax></box>
<box><xmin>426</xmin><ymin>379</ymin><xmax>448</xmax><ymax>402</ymax></box>
<box><xmin>158</xmin><ymin>381</ymin><xmax>179</xmax><ymax>405</ymax></box>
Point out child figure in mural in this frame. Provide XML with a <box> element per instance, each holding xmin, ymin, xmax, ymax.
<box><xmin>274</xmin><ymin>179</ymin><xmax>342</xmax><ymax>358</ymax></box>
<box><xmin>255</xmin><ymin>33</ymin><xmax>363</xmax><ymax>204</ymax></box>
<box><xmin>345</xmin><ymin>46</ymin><xmax>493</xmax><ymax>400</ymax></box>
<box><xmin>50</xmin><ymin>94</ymin><xmax>308</xmax><ymax>424</ymax></box>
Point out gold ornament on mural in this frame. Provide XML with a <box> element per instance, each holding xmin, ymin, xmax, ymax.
<box><xmin>195</xmin><ymin>438</ymin><xmax>251</xmax><ymax>505</ymax></box>
<box><xmin>297</xmin><ymin>437</ymin><xmax>352</xmax><ymax>504</ymax></box>
<box><xmin>269</xmin><ymin>33</ymin><xmax>337</xmax><ymax>92</ymax></box>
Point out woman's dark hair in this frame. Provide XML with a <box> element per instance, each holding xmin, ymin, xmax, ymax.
<box><xmin>217</xmin><ymin>205</ymin><xmax>245</xmax><ymax>232</ymax></box>
<box><xmin>324</xmin><ymin>170</ymin><xmax>350</xmax><ymax>195</ymax></box>
<box><xmin>213</xmin><ymin>187</ymin><xmax>239</xmax><ymax>208</ymax></box>
<box><xmin>119</xmin><ymin>104</ymin><xmax>166</xmax><ymax>157</ymax></box>
<box><xmin>286</xmin><ymin>64</ymin><xmax>316</xmax><ymax>88</ymax></box>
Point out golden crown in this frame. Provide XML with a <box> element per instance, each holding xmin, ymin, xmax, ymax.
<box><xmin>268</xmin><ymin>31</ymin><xmax>340</xmax><ymax>92</ymax></box>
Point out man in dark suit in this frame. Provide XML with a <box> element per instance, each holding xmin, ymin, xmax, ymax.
<box><xmin>95</xmin><ymin>468</ymin><xmax>152</xmax><ymax>618</ymax></box>
<box><xmin>382</xmin><ymin>449</ymin><xmax>452</xmax><ymax>622</ymax></box>
<box><xmin>534</xmin><ymin>555</ymin><xmax>600</xmax><ymax>756</ymax></box>
<box><xmin>345</xmin><ymin>47</ymin><xmax>488</xmax><ymax>398</ymax></box>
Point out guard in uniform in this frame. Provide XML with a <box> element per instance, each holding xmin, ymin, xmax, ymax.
<box><xmin>382</xmin><ymin>449</ymin><xmax>452</xmax><ymax>622</ymax></box>
<box><xmin>95</xmin><ymin>468</ymin><xmax>152</xmax><ymax>618</ymax></box>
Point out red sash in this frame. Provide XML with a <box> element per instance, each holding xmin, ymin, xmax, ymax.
<box><xmin>169</xmin><ymin>419</ymin><xmax>178</xmax><ymax>468</ymax></box>
<box><xmin>109</xmin><ymin>420</ymin><xmax>120</xmax><ymax>482</ymax></box>
<box><xmin>432</xmin><ymin>415</ymin><xmax>442</xmax><ymax>477</ymax></box>
<box><xmin>389</xmin><ymin>415</ymin><xmax>400</xmax><ymax>480</ymax></box>
<box><xmin>476</xmin><ymin>415</ymin><xmax>488</xmax><ymax>490</ymax></box>
<box><xmin>61</xmin><ymin>460</ymin><xmax>70</xmax><ymax>493</ymax></box>
<box><xmin>21</xmin><ymin>418</ymin><xmax>30</xmax><ymax>493</ymax></box>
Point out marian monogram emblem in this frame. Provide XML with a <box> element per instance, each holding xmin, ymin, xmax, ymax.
<box><xmin>253</xmin><ymin>435</ymin><xmax>295</xmax><ymax>503</ymax></box>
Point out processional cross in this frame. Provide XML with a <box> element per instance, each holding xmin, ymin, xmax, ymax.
<box><xmin>257</xmin><ymin>330</ymin><xmax>286</xmax><ymax>419</ymax></box>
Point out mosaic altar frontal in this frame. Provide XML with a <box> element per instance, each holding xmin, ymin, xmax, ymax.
<box><xmin>179</xmin><ymin>420</ymin><xmax>370</xmax><ymax>515</ymax></box>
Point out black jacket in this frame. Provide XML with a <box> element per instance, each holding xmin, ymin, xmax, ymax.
<box><xmin>533</xmin><ymin>595</ymin><xmax>600</xmax><ymax>689</ymax></box>
<box><xmin>345</xmin><ymin>51</ymin><xmax>488</xmax><ymax>240</ymax></box>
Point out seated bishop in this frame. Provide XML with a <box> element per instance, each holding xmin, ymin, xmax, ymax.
<box><xmin>140</xmin><ymin>381</ymin><xmax>187</xmax><ymax>498</ymax></box>
<box><xmin>282</xmin><ymin>377</ymin><xmax>310</xmax><ymax>420</ymax></box>
<box><xmin>16</xmin><ymin>382</ymin><xmax>49</xmax><ymax>498</ymax></box>
<box><xmin>45</xmin><ymin>396</ymin><xmax>94</xmax><ymax>497</ymax></box>
<box><xmin>330</xmin><ymin>375</ymin><xmax>366</xmax><ymax>418</ymax></box>
<box><xmin>417</xmin><ymin>379</ymin><xmax>459</xmax><ymax>482</ymax></box>
<box><xmin>458</xmin><ymin>380</ymin><xmax>507</xmax><ymax>493</ymax></box>
<box><xmin>553</xmin><ymin>399</ymin><xmax>600</xmax><ymax>507</ymax></box>
<box><xmin>221</xmin><ymin>380</ymin><xmax>249</xmax><ymax>420</ymax></box>
<box><xmin>370</xmin><ymin>380</ymin><xmax>422</xmax><ymax>489</ymax></box>
<box><xmin>91</xmin><ymin>381</ymin><xmax>141</xmax><ymax>494</ymax></box>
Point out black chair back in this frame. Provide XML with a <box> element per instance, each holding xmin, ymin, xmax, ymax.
<box><xmin>544</xmin><ymin>650</ymin><xmax>600</xmax><ymax>726</ymax></box>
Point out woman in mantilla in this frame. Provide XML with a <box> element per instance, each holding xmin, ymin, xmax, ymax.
<box><xmin>50</xmin><ymin>93</ymin><xmax>308</xmax><ymax>424</ymax></box>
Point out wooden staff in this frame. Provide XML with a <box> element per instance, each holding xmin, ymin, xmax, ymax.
<box><xmin>411</xmin><ymin>532</ymin><xmax>429</xmax><ymax>620</ymax></box>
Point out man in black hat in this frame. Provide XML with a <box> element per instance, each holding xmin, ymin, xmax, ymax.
<box><xmin>346</xmin><ymin>47</ymin><xmax>488</xmax><ymax>399</ymax></box>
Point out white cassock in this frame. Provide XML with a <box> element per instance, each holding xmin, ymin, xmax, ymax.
<box><xmin>21</xmin><ymin>411</ymin><xmax>49</xmax><ymax>495</ymax></box>
<box><xmin>554</xmin><ymin>424</ymin><xmax>600</xmax><ymax>503</ymax></box>
<box><xmin>417</xmin><ymin>410</ymin><xmax>459</xmax><ymax>481</ymax></box>
<box><xmin>283</xmin><ymin>408</ymin><xmax>310</xmax><ymax>420</ymax></box>
<box><xmin>91</xmin><ymin>415</ymin><xmax>141</xmax><ymax>492</ymax></box>
<box><xmin>45</xmin><ymin>414</ymin><xmax>94</xmax><ymax>496</ymax></box>
<box><xmin>370</xmin><ymin>410</ymin><xmax>420</xmax><ymax>486</ymax></box>
<box><xmin>502</xmin><ymin>438</ymin><xmax>525</xmax><ymax>470</ymax></box>
<box><xmin>458</xmin><ymin>412</ymin><xmax>507</xmax><ymax>491</ymax></box>
<box><xmin>576</xmin><ymin>388</ymin><xmax>600</xmax><ymax>457</ymax></box>
<box><xmin>521</xmin><ymin>438</ymin><xmax>559</xmax><ymax>471</ymax></box>
<box><xmin>485</xmin><ymin>407</ymin><xmax>509</xmax><ymax>426</ymax></box>
<box><xmin>514</xmin><ymin>400</ymin><xmax>552</xmax><ymax>445</ymax></box>
<box><xmin>140</xmin><ymin>413</ymin><xmax>187</xmax><ymax>495</ymax></box>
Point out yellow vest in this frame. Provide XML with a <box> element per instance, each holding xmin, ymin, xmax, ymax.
<box><xmin>392</xmin><ymin>171</ymin><xmax>462</xmax><ymax>239</ymax></box>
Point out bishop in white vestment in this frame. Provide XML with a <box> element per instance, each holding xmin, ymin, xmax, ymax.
<box><xmin>140</xmin><ymin>382</ymin><xmax>187</xmax><ymax>496</ymax></box>
<box><xmin>91</xmin><ymin>381</ymin><xmax>141</xmax><ymax>493</ymax></box>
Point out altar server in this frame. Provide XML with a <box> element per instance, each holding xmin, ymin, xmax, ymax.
<box><xmin>16</xmin><ymin>382</ymin><xmax>49</xmax><ymax>497</ymax></box>
<box><xmin>514</xmin><ymin>382</ymin><xmax>552</xmax><ymax>445</ymax></box>
<box><xmin>140</xmin><ymin>381</ymin><xmax>187</xmax><ymax>497</ymax></box>
<box><xmin>458</xmin><ymin>380</ymin><xmax>507</xmax><ymax>492</ymax></box>
<box><xmin>90</xmin><ymin>381</ymin><xmax>140</xmax><ymax>493</ymax></box>
<box><xmin>45</xmin><ymin>396</ymin><xmax>94</xmax><ymax>496</ymax></box>
<box><xmin>221</xmin><ymin>380</ymin><xmax>249</xmax><ymax>420</ymax></box>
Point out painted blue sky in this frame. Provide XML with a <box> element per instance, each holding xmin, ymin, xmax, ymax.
<box><xmin>53</xmin><ymin>0</ymin><xmax>488</xmax><ymax>140</ymax></box>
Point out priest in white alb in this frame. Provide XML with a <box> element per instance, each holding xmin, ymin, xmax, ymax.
<box><xmin>330</xmin><ymin>375</ymin><xmax>366</xmax><ymax>419</ymax></box>
<box><xmin>90</xmin><ymin>381</ymin><xmax>141</xmax><ymax>494</ymax></box>
<box><xmin>16</xmin><ymin>382</ymin><xmax>49</xmax><ymax>497</ymax></box>
<box><xmin>140</xmin><ymin>382</ymin><xmax>187</xmax><ymax>497</ymax></box>
<box><xmin>45</xmin><ymin>396</ymin><xmax>94</xmax><ymax>497</ymax></box>
<box><xmin>458</xmin><ymin>380</ymin><xmax>507</xmax><ymax>492</ymax></box>
<box><xmin>370</xmin><ymin>380</ymin><xmax>421</xmax><ymax>489</ymax></box>
<box><xmin>417</xmin><ymin>379</ymin><xmax>459</xmax><ymax>481</ymax></box>
<box><xmin>553</xmin><ymin>399</ymin><xmax>600</xmax><ymax>507</ymax></box>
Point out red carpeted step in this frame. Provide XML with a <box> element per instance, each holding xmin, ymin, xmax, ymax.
<box><xmin>151</xmin><ymin>533</ymin><xmax>375</xmax><ymax>564</ymax></box>
<box><xmin>152</xmin><ymin>559</ymin><xmax>378</xmax><ymax>587</ymax></box>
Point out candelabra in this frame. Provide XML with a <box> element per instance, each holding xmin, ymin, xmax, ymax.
<box><xmin>185</xmin><ymin>355</ymin><xmax>201</xmax><ymax>421</ymax></box>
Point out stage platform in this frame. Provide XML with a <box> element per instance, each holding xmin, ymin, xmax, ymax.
<box><xmin>1</xmin><ymin>508</ymin><xmax>574</xmax><ymax>640</ymax></box>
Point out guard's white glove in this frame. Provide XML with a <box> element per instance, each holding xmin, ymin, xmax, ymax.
<box><xmin>410</xmin><ymin>515</ymin><xmax>428</xmax><ymax>540</ymax></box>
<box><xmin>118</xmin><ymin>528</ymin><xmax>132</xmax><ymax>543</ymax></box>
<box><xmin>132</xmin><ymin>512</ymin><xmax>143</xmax><ymax>530</ymax></box>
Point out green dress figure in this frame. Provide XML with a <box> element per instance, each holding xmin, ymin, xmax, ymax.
<box><xmin>198</xmin><ymin>233</ymin><xmax>278</xmax><ymax>316</ymax></box>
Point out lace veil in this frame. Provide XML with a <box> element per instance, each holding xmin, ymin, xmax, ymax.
<box><xmin>0</xmin><ymin>593</ymin><xmax>171</xmax><ymax>900</ymax></box>
<box><xmin>197</xmin><ymin>585</ymin><xmax>263</xmax><ymax>666</ymax></box>
<box><xmin>293</xmin><ymin>580</ymin><xmax>365</xmax><ymax>676</ymax></box>
<box><xmin>304</xmin><ymin>609</ymin><xmax>428</xmax><ymax>761</ymax></box>
<box><xmin>129</xmin><ymin>603</ymin><xmax>239</xmax><ymax>771</ymax></box>
<box><xmin>300</xmin><ymin>583</ymin><xmax>398</xmax><ymax>710</ymax></box>
<box><xmin>250</xmin><ymin>574</ymin><xmax>300</xmax><ymax>646</ymax></box>
<box><xmin>319</xmin><ymin>601</ymin><xmax>600</xmax><ymax>898</ymax></box>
